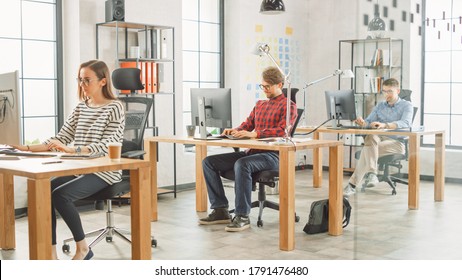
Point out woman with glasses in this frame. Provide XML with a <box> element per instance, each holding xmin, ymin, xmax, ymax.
<box><xmin>10</xmin><ymin>60</ymin><xmax>125</xmax><ymax>260</ymax></box>
<box><xmin>343</xmin><ymin>78</ymin><xmax>413</xmax><ymax>196</ymax></box>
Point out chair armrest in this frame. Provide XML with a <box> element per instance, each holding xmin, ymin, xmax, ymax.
<box><xmin>121</xmin><ymin>150</ymin><xmax>146</xmax><ymax>158</ymax></box>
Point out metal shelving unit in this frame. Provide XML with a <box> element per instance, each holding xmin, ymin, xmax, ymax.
<box><xmin>339</xmin><ymin>38</ymin><xmax>403</xmax><ymax>118</ymax></box>
<box><xmin>96</xmin><ymin>21</ymin><xmax>177</xmax><ymax>197</ymax></box>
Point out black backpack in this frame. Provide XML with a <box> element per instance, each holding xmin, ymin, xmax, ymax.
<box><xmin>303</xmin><ymin>198</ymin><xmax>352</xmax><ymax>234</ymax></box>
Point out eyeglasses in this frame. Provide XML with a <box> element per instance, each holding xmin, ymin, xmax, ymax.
<box><xmin>76</xmin><ymin>78</ymin><xmax>100</xmax><ymax>86</ymax></box>
<box><xmin>381</xmin><ymin>89</ymin><xmax>396</xmax><ymax>94</ymax></box>
<box><xmin>259</xmin><ymin>84</ymin><xmax>273</xmax><ymax>90</ymax></box>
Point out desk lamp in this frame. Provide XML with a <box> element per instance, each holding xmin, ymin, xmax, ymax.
<box><xmin>300</xmin><ymin>69</ymin><xmax>354</xmax><ymax>127</ymax></box>
<box><xmin>253</xmin><ymin>42</ymin><xmax>293</xmax><ymax>144</ymax></box>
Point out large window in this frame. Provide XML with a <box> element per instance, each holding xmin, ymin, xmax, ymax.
<box><xmin>0</xmin><ymin>0</ymin><xmax>62</xmax><ymax>144</ymax></box>
<box><xmin>182</xmin><ymin>0</ymin><xmax>224</xmax><ymax>127</ymax></box>
<box><xmin>423</xmin><ymin>0</ymin><xmax>462</xmax><ymax>147</ymax></box>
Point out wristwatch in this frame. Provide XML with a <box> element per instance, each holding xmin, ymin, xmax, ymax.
<box><xmin>75</xmin><ymin>146</ymin><xmax>82</xmax><ymax>154</ymax></box>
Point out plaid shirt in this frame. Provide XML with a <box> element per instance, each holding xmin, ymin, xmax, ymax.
<box><xmin>236</xmin><ymin>94</ymin><xmax>297</xmax><ymax>153</ymax></box>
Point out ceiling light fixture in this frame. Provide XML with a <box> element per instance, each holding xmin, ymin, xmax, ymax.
<box><xmin>260</xmin><ymin>0</ymin><xmax>285</xmax><ymax>15</ymax></box>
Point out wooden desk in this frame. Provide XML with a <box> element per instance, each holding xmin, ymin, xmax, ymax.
<box><xmin>0</xmin><ymin>156</ymin><xmax>152</xmax><ymax>260</ymax></box>
<box><xmin>145</xmin><ymin>136</ymin><xmax>344</xmax><ymax>251</ymax></box>
<box><xmin>297</xmin><ymin>127</ymin><xmax>445</xmax><ymax>209</ymax></box>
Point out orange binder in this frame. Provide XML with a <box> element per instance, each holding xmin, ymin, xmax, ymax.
<box><xmin>151</xmin><ymin>62</ymin><xmax>158</xmax><ymax>93</ymax></box>
<box><xmin>145</xmin><ymin>62</ymin><xmax>152</xmax><ymax>93</ymax></box>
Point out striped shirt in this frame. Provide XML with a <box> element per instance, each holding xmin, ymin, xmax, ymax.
<box><xmin>236</xmin><ymin>93</ymin><xmax>297</xmax><ymax>153</ymax></box>
<box><xmin>44</xmin><ymin>100</ymin><xmax>125</xmax><ymax>184</ymax></box>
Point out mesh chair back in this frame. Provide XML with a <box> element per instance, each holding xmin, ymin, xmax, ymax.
<box><xmin>119</xmin><ymin>96</ymin><xmax>153</xmax><ymax>150</ymax></box>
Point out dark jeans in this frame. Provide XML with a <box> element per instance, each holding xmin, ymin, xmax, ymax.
<box><xmin>202</xmin><ymin>151</ymin><xmax>279</xmax><ymax>216</ymax></box>
<box><xmin>51</xmin><ymin>174</ymin><xmax>109</xmax><ymax>245</ymax></box>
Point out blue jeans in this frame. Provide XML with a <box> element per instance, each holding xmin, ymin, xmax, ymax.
<box><xmin>202</xmin><ymin>151</ymin><xmax>279</xmax><ymax>216</ymax></box>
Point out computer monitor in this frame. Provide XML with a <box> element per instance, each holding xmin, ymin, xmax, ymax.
<box><xmin>190</xmin><ymin>88</ymin><xmax>232</xmax><ymax>138</ymax></box>
<box><xmin>0</xmin><ymin>70</ymin><xmax>21</xmax><ymax>144</ymax></box>
<box><xmin>325</xmin><ymin>89</ymin><xmax>356</xmax><ymax>127</ymax></box>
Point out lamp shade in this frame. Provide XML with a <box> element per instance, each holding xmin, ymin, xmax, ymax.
<box><xmin>367</xmin><ymin>12</ymin><xmax>387</xmax><ymax>38</ymax></box>
<box><xmin>260</xmin><ymin>0</ymin><xmax>285</xmax><ymax>14</ymax></box>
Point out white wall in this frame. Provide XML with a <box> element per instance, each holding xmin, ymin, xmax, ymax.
<box><xmin>64</xmin><ymin>0</ymin><xmax>461</xmax><ymax>189</ymax></box>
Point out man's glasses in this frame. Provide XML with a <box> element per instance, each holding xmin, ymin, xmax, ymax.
<box><xmin>76</xmin><ymin>78</ymin><xmax>100</xmax><ymax>86</ymax></box>
<box><xmin>259</xmin><ymin>84</ymin><xmax>273</xmax><ymax>90</ymax></box>
<box><xmin>381</xmin><ymin>89</ymin><xmax>396</xmax><ymax>94</ymax></box>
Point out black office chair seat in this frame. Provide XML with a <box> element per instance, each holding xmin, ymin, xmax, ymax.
<box><xmin>377</xmin><ymin>154</ymin><xmax>406</xmax><ymax>164</ymax></box>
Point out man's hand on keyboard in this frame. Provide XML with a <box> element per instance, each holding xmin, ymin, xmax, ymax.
<box><xmin>370</xmin><ymin>122</ymin><xmax>386</xmax><ymax>129</ymax></box>
<box><xmin>354</xmin><ymin>117</ymin><xmax>367</xmax><ymax>127</ymax></box>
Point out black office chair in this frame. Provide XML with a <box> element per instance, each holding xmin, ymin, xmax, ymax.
<box><xmin>221</xmin><ymin>108</ymin><xmax>304</xmax><ymax>227</ymax></box>
<box><xmin>282</xmin><ymin>88</ymin><xmax>299</xmax><ymax>104</ymax></box>
<box><xmin>62</xmin><ymin>68</ymin><xmax>156</xmax><ymax>253</ymax></box>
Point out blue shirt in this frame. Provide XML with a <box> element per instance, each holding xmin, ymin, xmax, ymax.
<box><xmin>365</xmin><ymin>98</ymin><xmax>413</xmax><ymax>128</ymax></box>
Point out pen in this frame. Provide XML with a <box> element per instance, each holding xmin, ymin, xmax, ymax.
<box><xmin>42</xmin><ymin>161</ymin><xmax>63</xmax><ymax>165</ymax></box>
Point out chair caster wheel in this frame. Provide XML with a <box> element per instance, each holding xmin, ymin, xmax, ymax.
<box><xmin>295</xmin><ymin>215</ymin><xmax>300</xmax><ymax>223</ymax></box>
<box><xmin>106</xmin><ymin>236</ymin><xmax>113</xmax><ymax>242</ymax></box>
<box><xmin>392</xmin><ymin>190</ymin><xmax>397</xmax><ymax>195</ymax></box>
<box><xmin>62</xmin><ymin>244</ymin><xmax>70</xmax><ymax>253</ymax></box>
<box><xmin>151</xmin><ymin>239</ymin><xmax>157</xmax><ymax>247</ymax></box>
<box><xmin>257</xmin><ymin>220</ymin><xmax>263</xmax><ymax>227</ymax></box>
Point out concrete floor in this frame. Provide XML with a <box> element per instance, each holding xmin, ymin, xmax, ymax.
<box><xmin>2</xmin><ymin>170</ymin><xmax>462</xmax><ymax>260</ymax></box>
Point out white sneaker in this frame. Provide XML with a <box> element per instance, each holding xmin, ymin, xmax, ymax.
<box><xmin>366</xmin><ymin>173</ymin><xmax>379</xmax><ymax>188</ymax></box>
<box><xmin>343</xmin><ymin>183</ymin><xmax>356</xmax><ymax>196</ymax></box>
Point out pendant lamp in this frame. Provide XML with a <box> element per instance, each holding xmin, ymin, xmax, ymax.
<box><xmin>260</xmin><ymin>0</ymin><xmax>285</xmax><ymax>14</ymax></box>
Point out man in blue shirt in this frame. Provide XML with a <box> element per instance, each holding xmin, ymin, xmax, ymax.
<box><xmin>344</xmin><ymin>78</ymin><xmax>413</xmax><ymax>196</ymax></box>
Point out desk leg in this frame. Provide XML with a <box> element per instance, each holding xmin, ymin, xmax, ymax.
<box><xmin>434</xmin><ymin>133</ymin><xmax>445</xmax><ymax>201</ymax></box>
<box><xmin>313</xmin><ymin>132</ymin><xmax>323</xmax><ymax>187</ymax></box>
<box><xmin>328</xmin><ymin>145</ymin><xmax>343</xmax><ymax>236</ymax></box>
<box><xmin>408</xmin><ymin>135</ymin><xmax>420</xmax><ymax>209</ymax></box>
<box><xmin>195</xmin><ymin>145</ymin><xmax>208</xmax><ymax>212</ymax></box>
<box><xmin>27</xmin><ymin>178</ymin><xmax>52</xmax><ymax>260</ymax></box>
<box><xmin>130</xmin><ymin>166</ymin><xmax>152</xmax><ymax>260</ymax></box>
<box><xmin>146</xmin><ymin>140</ymin><xmax>158</xmax><ymax>221</ymax></box>
<box><xmin>279</xmin><ymin>150</ymin><xmax>295</xmax><ymax>251</ymax></box>
<box><xmin>0</xmin><ymin>174</ymin><xmax>15</xmax><ymax>249</ymax></box>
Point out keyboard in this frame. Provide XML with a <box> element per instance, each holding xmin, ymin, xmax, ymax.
<box><xmin>329</xmin><ymin>125</ymin><xmax>377</xmax><ymax>130</ymax></box>
<box><xmin>211</xmin><ymin>134</ymin><xmax>250</xmax><ymax>140</ymax></box>
<box><xmin>59</xmin><ymin>152</ymin><xmax>105</xmax><ymax>159</ymax></box>
<box><xmin>0</xmin><ymin>150</ymin><xmax>57</xmax><ymax>157</ymax></box>
<box><xmin>195</xmin><ymin>134</ymin><xmax>250</xmax><ymax>140</ymax></box>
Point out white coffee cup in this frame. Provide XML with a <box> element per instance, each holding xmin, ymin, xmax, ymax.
<box><xmin>186</xmin><ymin>125</ymin><xmax>196</xmax><ymax>137</ymax></box>
<box><xmin>107</xmin><ymin>143</ymin><xmax>122</xmax><ymax>162</ymax></box>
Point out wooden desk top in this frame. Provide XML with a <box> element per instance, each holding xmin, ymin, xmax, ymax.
<box><xmin>297</xmin><ymin>126</ymin><xmax>445</xmax><ymax>137</ymax></box>
<box><xmin>146</xmin><ymin>135</ymin><xmax>342</xmax><ymax>151</ymax></box>
<box><xmin>0</xmin><ymin>156</ymin><xmax>150</xmax><ymax>179</ymax></box>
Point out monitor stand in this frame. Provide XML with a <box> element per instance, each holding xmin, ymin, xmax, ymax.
<box><xmin>329</xmin><ymin>96</ymin><xmax>338</xmax><ymax>128</ymax></box>
<box><xmin>193</xmin><ymin>97</ymin><xmax>218</xmax><ymax>141</ymax></box>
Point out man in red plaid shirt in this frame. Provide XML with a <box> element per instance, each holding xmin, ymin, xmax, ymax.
<box><xmin>199</xmin><ymin>66</ymin><xmax>298</xmax><ymax>232</ymax></box>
